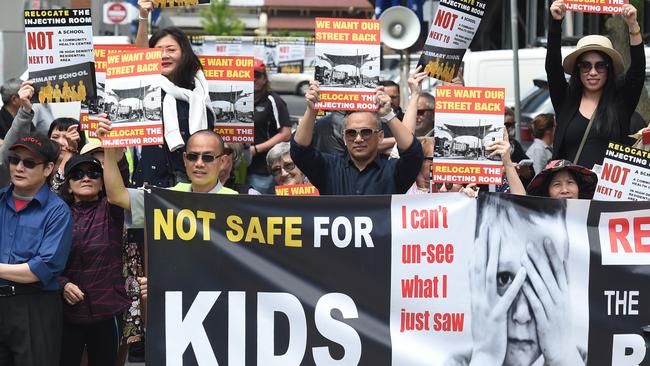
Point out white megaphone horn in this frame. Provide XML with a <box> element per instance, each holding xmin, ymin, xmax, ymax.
<box><xmin>379</xmin><ymin>6</ymin><xmax>421</xmax><ymax>50</ymax></box>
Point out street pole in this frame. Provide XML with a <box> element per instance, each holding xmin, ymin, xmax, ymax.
<box><xmin>510</xmin><ymin>0</ymin><xmax>522</xmax><ymax>141</ymax></box>
<box><xmin>114</xmin><ymin>23</ymin><xmax>119</xmax><ymax>36</ymax></box>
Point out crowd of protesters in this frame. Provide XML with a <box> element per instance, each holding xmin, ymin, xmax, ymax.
<box><xmin>0</xmin><ymin>0</ymin><xmax>647</xmax><ymax>365</ymax></box>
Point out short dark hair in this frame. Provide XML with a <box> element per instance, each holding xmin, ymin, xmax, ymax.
<box><xmin>529</xmin><ymin>113</ymin><xmax>555</xmax><ymax>139</ymax></box>
<box><xmin>149</xmin><ymin>27</ymin><xmax>202</xmax><ymax>90</ymax></box>
<box><xmin>187</xmin><ymin>129</ymin><xmax>224</xmax><ymax>155</ymax></box>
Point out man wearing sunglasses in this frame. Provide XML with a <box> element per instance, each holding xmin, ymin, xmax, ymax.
<box><xmin>290</xmin><ymin>81</ymin><xmax>423</xmax><ymax>195</ymax></box>
<box><xmin>415</xmin><ymin>93</ymin><xmax>435</xmax><ymax>137</ymax></box>
<box><xmin>0</xmin><ymin>133</ymin><xmax>72</xmax><ymax>365</ymax></box>
<box><xmin>97</xmin><ymin>120</ymin><xmax>238</xmax><ymax>230</ymax></box>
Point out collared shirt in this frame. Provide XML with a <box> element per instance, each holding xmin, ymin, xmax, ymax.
<box><xmin>290</xmin><ymin>135</ymin><xmax>423</xmax><ymax>195</ymax></box>
<box><xmin>0</xmin><ymin>184</ymin><xmax>72</xmax><ymax>290</ymax></box>
<box><xmin>526</xmin><ymin>138</ymin><xmax>553</xmax><ymax>174</ymax></box>
<box><xmin>59</xmin><ymin>197</ymin><xmax>130</xmax><ymax>323</ymax></box>
<box><xmin>126</xmin><ymin>181</ymin><xmax>238</xmax><ymax>228</ymax></box>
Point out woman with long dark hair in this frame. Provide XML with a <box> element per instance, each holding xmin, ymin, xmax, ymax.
<box><xmin>134</xmin><ymin>0</ymin><xmax>214</xmax><ymax>186</ymax></box>
<box><xmin>547</xmin><ymin>1</ymin><xmax>644</xmax><ymax>170</ymax></box>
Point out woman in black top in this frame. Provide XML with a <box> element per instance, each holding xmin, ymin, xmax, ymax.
<box><xmin>547</xmin><ymin>1</ymin><xmax>644</xmax><ymax>169</ymax></box>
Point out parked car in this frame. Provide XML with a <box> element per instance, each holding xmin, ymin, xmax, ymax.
<box><xmin>268</xmin><ymin>72</ymin><xmax>312</xmax><ymax>95</ymax></box>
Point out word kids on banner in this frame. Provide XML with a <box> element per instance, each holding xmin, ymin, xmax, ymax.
<box><xmin>418</xmin><ymin>0</ymin><xmax>488</xmax><ymax>82</ymax></box>
<box><xmin>101</xmin><ymin>49</ymin><xmax>163</xmax><ymax>148</ymax></box>
<box><xmin>593</xmin><ymin>142</ymin><xmax>650</xmax><ymax>201</ymax></box>
<box><xmin>199</xmin><ymin>56</ymin><xmax>254</xmax><ymax>144</ymax></box>
<box><xmin>432</xmin><ymin>86</ymin><xmax>505</xmax><ymax>185</ymax></box>
<box><xmin>565</xmin><ymin>0</ymin><xmax>627</xmax><ymax>14</ymax></box>
<box><xmin>25</xmin><ymin>8</ymin><xmax>96</xmax><ymax>106</ymax></box>
<box><xmin>144</xmin><ymin>190</ymin><xmax>650</xmax><ymax>365</ymax></box>
<box><xmin>83</xmin><ymin>44</ymin><xmax>135</xmax><ymax>135</ymax></box>
<box><xmin>314</xmin><ymin>18</ymin><xmax>380</xmax><ymax>111</ymax></box>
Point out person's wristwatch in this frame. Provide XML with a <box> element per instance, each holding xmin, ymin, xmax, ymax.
<box><xmin>380</xmin><ymin>110</ymin><xmax>396</xmax><ymax>123</ymax></box>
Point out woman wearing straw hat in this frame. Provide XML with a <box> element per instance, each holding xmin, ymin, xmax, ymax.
<box><xmin>547</xmin><ymin>1</ymin><xmax>645</xmax><ymax>170</ymax></box>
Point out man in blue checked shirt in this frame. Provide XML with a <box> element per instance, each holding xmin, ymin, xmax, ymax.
<box><xmin>0</xmin><ymin>133</ymin><xmax>72</xmax><ymax>366</ymax></box>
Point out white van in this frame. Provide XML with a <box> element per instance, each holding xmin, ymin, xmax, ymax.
<box><xmin>461</xmin><ymin>46</ymin><xmax>576</xmax><ymax>107</ymax></box>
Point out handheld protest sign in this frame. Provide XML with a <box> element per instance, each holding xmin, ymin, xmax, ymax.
<box><xmin>25</xmin><ymin>8</ymin><xmax>97</xmax><ymax>106</ymax></box>
<box><xmin>565</xmin><ymin>0</ymin><xmax>627</xmax><ymax>14</ymax></box>
<box><xmin>432</xmin><ymin>86</ymin><xmax>505</xmax><ymax>185</ymax></box>
<box><xmin>314</xmin><ymin>18</ymin><xmax>381</xmax><ymax>111</ymax></box>
<box><xmin>417</xmin><ymin>0</ymin><xmax>488</xmax><ymax>82</ymax></box>
<box><xmin>101</xmin><ymin>48</ymin><xmax>164</xmax><ymax>148</ymax></box>
<box><xmin>199</xmin><ymin>55</ymin><xmax>254</xmax><ymax>144</ymax></box>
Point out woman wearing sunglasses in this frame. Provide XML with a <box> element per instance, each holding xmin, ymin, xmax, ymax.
<box><xmin>57</xmin><ymin>154</ymin><xmax>130</xmax><ymax>366</ymax></box>
<box><xmin>547</xmin><ymin>1</ymin><xmax>644</xmax><ymax>170</ymax></box>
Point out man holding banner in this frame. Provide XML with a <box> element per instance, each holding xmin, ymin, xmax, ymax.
<box><xmin>291</xmin><ymin>82</ymin><xmax>423</xmax><ymax>194</ymax></box>
<box><xmin>96</xmin><ymin>117</ymin><xmax>237</xmax><ymax>229</ymax></box>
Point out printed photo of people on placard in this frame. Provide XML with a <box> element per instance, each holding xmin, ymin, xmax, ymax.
<box><xmin>104</xmin><ymin>79</ymin><xmax>161</xmax><ymax>123</ymax></box>
<box><xmin>208</xmin><ymin>80</ymin><xmax>253</xmax><ymax>124</ymax></box>
<box><xmin>314</xmin><ymin>44</ymin><xmax>380</xmax><ymax>88</ymax></box>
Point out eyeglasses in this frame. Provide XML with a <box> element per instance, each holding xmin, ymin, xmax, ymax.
<box><xmin>417</xmin><ymin>109</ymin><xmax>434</xmax><ymax>116</ymax></box>
<box><xmin>434</xmin><ymin>182</ymin><xmax>454</xmax><ymax>190</ymax></box>
<box><xmin>344</xmin><ymin>128</ymin><xmax>381</xmax><ymax>140</ymax></box>
<box><xmin>8</xmin><ymin>156</ymin><xmax>44</xmax><ymax>169</ymax></box>
<box><xmin>185</xmin><ymin>152</ymin><xmax>222</xmax><ymax>163</ymax></box>
<box><xmin>504</xmin><ymin>122</ymin><xmax>515</xmax><ymax>128</ymax></box>
<box><xmin>577</xmin><ymin>61</ymin><xmax>608</xmax><ymax>74</ymax></box>
<box><xmin>69</xmin><ymin>169</ymin><xmax>102</xmax><ymax>181</ymax></box>
<box><xmin>270</xmin><ymin>162</ymin><xmax>296</xmax><ymax>176</ymax></box>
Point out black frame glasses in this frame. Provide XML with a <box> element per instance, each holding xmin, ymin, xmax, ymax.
<box><xmin>417</xmin><ymin>109</ymin><xmax>434</xmax><ymax>116</ymax></box>
<box><xmin>7</xmin><ymin>156</ymin><xmax>44</xmax><ymax>169</ymax></box>
<box><xmin>270</xmin><ymin>162</ymin><xmax>296</xmax><ymax>176</ymax></box>
<box><xmin>434</xmin><ymin>182</ymin><xmax>454</xmax><ymax>191</ymax></box>
<box><xmin>344</xmin><ymin>128</ymin><xmax>381</xmax><ymax>140</ymax></box>
<box><xmin>577</xmin><ymin>61</ymin><xmax>608</xmax><ymax>74</ymax></box>
<box><xmin>69</xmin><ymin>169</ymin><xmax>102</xmax><ymax>181</ymax></box>
<box><xmin>185</xmin><ymin>152</ymin><xmax>223</xmax><ymax>163</ymax></box>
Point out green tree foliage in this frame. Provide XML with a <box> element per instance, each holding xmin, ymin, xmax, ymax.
<box><xmin>201</xmin><ymin>0</ymin><xmax>245</xmax><ymax>36</ymax></box>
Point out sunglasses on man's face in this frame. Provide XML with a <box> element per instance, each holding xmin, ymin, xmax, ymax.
<box><xmin>8</xmin><ymin>155</ymin><xmax>44</xmax><ymax>169</ymax></box>
<box><xmin>185</xmin><ymin>152</ymin><xmax>222</xmax><ymax>163</ymax></box>
<box><xmin>69</xmin><ymin>169</ymin><xmax>102</xmax><ymax>181</ymax></box>
<box><xmin>577</xmin><ymin>61</ymin><xmax>608</xmax><ymax>74</ymax></box>
<box><xmin>270</xmin><ymin>162</ymin><xmax>296</xmax><ymax>176</ymax></box>
<box><xmin>344</xmin><ymin>128</ymin><xmax>381</xmax><ymax>140</ymax></box>
<box><xmin>417</xmin><ymin>109</ymin><xmax>434</xmax><ymax>116</ymax></box>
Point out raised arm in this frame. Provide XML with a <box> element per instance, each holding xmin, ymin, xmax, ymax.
<box><xmin>293</xmin><ymin>81</ymin><xmax>319</xmax><ymax>147</ymax></box>
<box><xmin>486</xmin><ymin>131</ymin><xmax>526</xmax><ymax>195</ymax></box>
<box><xmin>96</xmin><ymin>117</ymin><xmax>131</xmax><ymax>210</ymax></box>
<box><xmin>377</xmin><ymin>88</ymin><xmax>415</xmax><ymax>150</ymax></box>
<box><xmin>135</xmin><ymin>0</ymin><xmax>153</xmax><ymax>48</ymax></box>
<box><xmin>401</xmin><ymin>67</ymin><xmax>428</xmax><ymax>134</ymax></box>
<box><xmin>546</xmin><ymin>1</ymin><xmax>568</xmax><ymax>111</ymax></box>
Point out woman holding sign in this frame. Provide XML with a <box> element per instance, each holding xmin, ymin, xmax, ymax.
<box><xmin>546</xmin><ymin>1</ymin><xmax>644</xmax><ymax>170</ymax></box>
<box><xmin>135</xmin><ymin>0</ymin><xmax>214</xmax><ymax>187</ymax></box>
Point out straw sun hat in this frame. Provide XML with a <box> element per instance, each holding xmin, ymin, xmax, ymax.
<box><xmin>562</xmin><ymin>35</ymin><xmax>624</xmax><ymax>77</ymax></box>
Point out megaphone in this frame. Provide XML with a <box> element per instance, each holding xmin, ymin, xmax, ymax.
<box><xmin>379</xmin><ymin>6</ymin><xmax>421</xmax><ymax>50</ymax></box>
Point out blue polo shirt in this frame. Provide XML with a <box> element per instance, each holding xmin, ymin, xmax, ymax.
<box><xmin>290</xmin><ymin>135</ymin><xmax>423</xmax><ymax>195</ymax></box>
<box><xmin>0</xmin><ymin>184</ymin><xmax>72</xmax><ymax>290</ymax></box>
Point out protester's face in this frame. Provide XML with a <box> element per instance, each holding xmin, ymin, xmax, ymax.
<box><xmin>155</xmin><ymin>35</ymin><xmax>182</xmax><ymax>78</ymax></box>
<box><xmin>270</xmin><ymin>154</ymin><xmax>305</xmax><ymax>186</ymax></box>
<box><xmin>385</xmin><ymin>86</ymin><xmax>400</xmax><ymax>109</ymax></box>
<box><xmin>547</xmin><ymin>170</ymin><xmax>579</xmax><ymax>199</ymax></box>
<box><xmin>9</xmin><ymin>147</ymin><xmax>53</xmax><ymax>196</ymax></box>
<box><xmin>504</xmin><ymin>115</ymin><xmax>516</xmax><ymax>139</ymax></box>
<box><xmin>494</xmin><ymin>212</ymin><xmax>568</xmax><ymax>366</ymax></box>
<box><xmin>344</xmin><ymin>112</ymin><xmax>383</xmax><ymax>163</ymax></box>
<box><xmin>49</xmin><ymin>129</ymin><xmax>68</xmax><ymax>149</ymax></box>
<box><xmin>68</xmin><ymin>163</ymin><xmax>102</xmax><ymax>202</ymax></box>
<box><xmin>416</xmin><ymin>97</ymin><xmax>435</xmax><ymax>136</ymax></box>
<box><xmin>579</xmin><ymin>51</ymin><xmax>607</xmax><ymax>93</ymax></box>
<box><xmin>184</xmin><ymin>134</ymin><xmax>224</xmax><ymax>192</ymax></box>
<box><xmin>416</xmin><ymin>144</ymin><xmax>434</xmax><ymax>190</ymax></box>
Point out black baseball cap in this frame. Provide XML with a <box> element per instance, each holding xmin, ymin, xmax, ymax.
<box><xmin>9</xmin><ymin>133</ymin><xmax>59</xmax><ymax>163</ymax></box>
<box><xmin>64</xmin><ymin>154</ymin><xmax>102</xmax><ymax>180</ymax></box>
